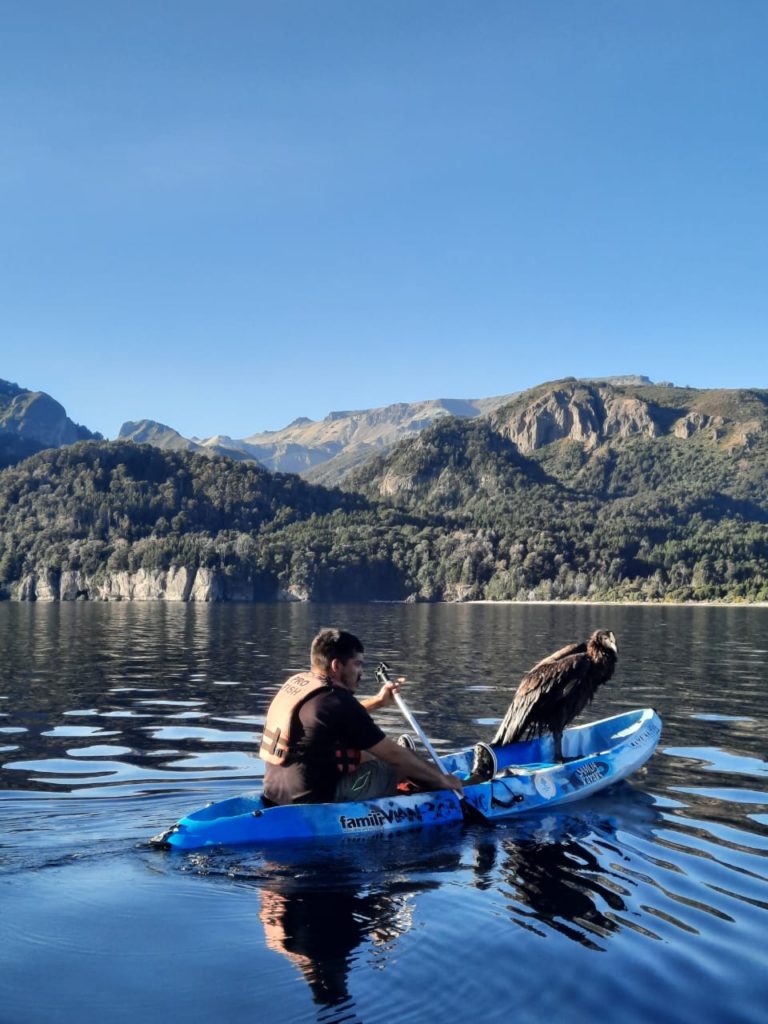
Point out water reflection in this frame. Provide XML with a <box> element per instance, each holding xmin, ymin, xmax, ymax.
<box><xmin>168</xmin><ymin>779</ymin><xmax>748</xmax><ymax>1024</ymax></box>
<box><xmin>470</xmin><ymin>789</ymin><xmax>667</xmax><ymax>949</ymax></box>
<box><xmin>168</xmin><ymin>832</ymin><xmax>467</xmax><ymax>1020</ymax></box>
<box><xmin>257</xmin><ymin>879</ymin><xmax>417</xmax><ymax>1011</ymax></box>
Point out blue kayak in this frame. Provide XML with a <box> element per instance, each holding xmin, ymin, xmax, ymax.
<box><xmin>150</xmin><ymin>708</ymin><xmax>661</xmax><ymax>850</ymax></box>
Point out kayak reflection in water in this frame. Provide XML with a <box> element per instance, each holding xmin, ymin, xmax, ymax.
<box><xmin>258</xmin><ymin>880</ymin><xmax>415</xmax><ymax>1009</ymax></box>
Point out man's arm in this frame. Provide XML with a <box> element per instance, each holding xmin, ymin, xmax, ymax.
<box><xmin>367</xmin><ymin>737</ymin><xmax>464</xmax><ymax>795</ymax></box>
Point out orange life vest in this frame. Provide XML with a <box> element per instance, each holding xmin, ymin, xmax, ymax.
<box><xmin>259</xmin><ymin>672</ymin><xmax>330</xmax><ymax>765</ymax></box>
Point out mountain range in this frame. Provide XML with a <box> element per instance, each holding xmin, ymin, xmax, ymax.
<box><xmin>2</xmin><ymin>373</ymin><xmax>656</xmax><ymax>481</ymax></box>
<box><xmin>117</xmin><ymin>395</ymin><xmax>519</xmax><ymax>482</ymax></box>
<box><xmin>2</xmin><ymin>373</ymin><xmax>767</xmax><ymax>604</ymax></box>
<box><xmin>117</xmin><ymin>375</ymin><xmax>654</xmax><ymax>483</ymax></box>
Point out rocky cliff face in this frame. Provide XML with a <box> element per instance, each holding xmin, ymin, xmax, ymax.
<box><xmin>0</xmin><ymin>379</ymin><xmax>100</xmax><ymax>464</ymax></box>
<box><xmin>490</xmin><ymin>379</ymin><xmax>768</xmax><ymax>454</ymax></box>
<box><xmin>9</xmin><ymin>567</ymin><xmax>307</xmax><ymax>603</ymax></box>
<box><xmin>673</xmin><ymin>411</ymin><xmax>725</xmax><ymax>440</ymax></box>
<box><xmin>491</xmin><ymin>381</ymin><xmax>661</xmax><ymax>453</ymax></box>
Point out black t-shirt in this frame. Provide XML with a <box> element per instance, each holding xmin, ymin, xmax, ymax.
<box><xmin>263</xmin><ymin>685</ymin><xmax>386</xmax><ymax>804</ymax></box>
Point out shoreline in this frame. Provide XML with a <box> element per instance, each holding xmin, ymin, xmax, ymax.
<box><xmin>2</xmin><ymin>595</ymin><xmax>767</xmax><ymax>609</ymax></box>
<box><xmin>467</xmin><ymin>599</ymin><xmax>768</xmax><ymax>608</ymax></box>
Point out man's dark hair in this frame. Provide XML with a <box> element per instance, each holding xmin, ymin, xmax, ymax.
<box><xmin>311</xmin><ymin>628</ymin><xmax>364</xmax><ymax>671</ymax></box>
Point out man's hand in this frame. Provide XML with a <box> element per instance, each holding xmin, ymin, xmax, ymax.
<box><xmin>360</xmin><ymin>675</ymin><xmax>403</xmax><ymax>712</ymax></box>
<box><xmin>442</xmin><ymin>773</ymin><xmax>464</xmax><ymax>796</ymax></box>
<box><xmin>376</xmin><ymin>674</ymin><xmax>403</xmax><ymax>708</ymax></box>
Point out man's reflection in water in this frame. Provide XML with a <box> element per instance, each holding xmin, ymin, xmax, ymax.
<box><xmin>254</xmin><ymin>833</ymin><xmax>464</xmax><ymax>1014</ymax></box>
<box><xmin>258</xmin><ymin>879</ymin><xmax>416</xmax><ymax>1010</ymax></box>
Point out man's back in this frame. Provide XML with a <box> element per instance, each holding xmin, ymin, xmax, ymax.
<box><xmin>263</xmin><ymin>685</ymin><xmax>385</xmax><ymax>804</ymax></box>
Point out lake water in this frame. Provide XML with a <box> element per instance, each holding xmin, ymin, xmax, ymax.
<box><xmin>1</xmin><ymin>602</ymin><xmax>767</xmax><ymax>1024</ymax></box>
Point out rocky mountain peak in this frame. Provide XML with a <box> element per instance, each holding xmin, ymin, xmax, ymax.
<box><xmin>0</xmin><ymin>378</ymin><xmax>100</xmax><ymax>466</ymax></box>
<box><xmin>492</xmin><ymin>381</ymin><xmax>658</xmax><ymax>453</ymax></box>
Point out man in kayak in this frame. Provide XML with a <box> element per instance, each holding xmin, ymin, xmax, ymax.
<box><xmin>260</xmin><ymin>628</ymin><xmax>464</xmax><ymax>805</ymax></box>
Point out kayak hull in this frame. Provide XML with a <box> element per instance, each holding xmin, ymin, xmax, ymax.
<box><xmin>152</xmin><ymin>708</ymin><xmax>661</xmax><ymax>850</ymax></box>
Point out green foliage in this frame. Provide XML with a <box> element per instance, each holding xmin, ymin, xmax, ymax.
<box><xmin>344</xmin><ymin>410</ymin><xmax>768</xmax><ymax>602</ymax></box>
<box><xmin>0</xmin><ymin>441</ymin><xmax>382</xmax><ymax>599</ymax></box>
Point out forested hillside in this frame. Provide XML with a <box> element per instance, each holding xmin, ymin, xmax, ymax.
<box><xmin>2</xmin><ymin>380</ymin><xmax>768</xmax><ymax>602</ymax></box>
<box><xmin>347</xmin><ymin>381</ymin><xmax>768</xmax><ymax>602</ymax></box>
<box><xmin>0</xmin><ymin>442</ymin><xmax>375</xmax><ymax>599</ymax></box>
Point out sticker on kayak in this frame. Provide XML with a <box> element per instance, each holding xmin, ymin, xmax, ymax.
<box><xmin>338</xmin><ymin>803</ymin><xmax>425</xmax><ymax>832</ymax></box>
<box><xmin>339</xmin><ymin>809</ymin><xmax>396</xmax><ymax>832</ymax></box>
<box><xmin>629</xmin><ymin>724</ymin><xmax>660</xmax><ymax>749</ymax></box>
<box><xmin>569</xmin><ymin>760</ymin><xmax>609</xmax><ymax>788</ymax></box>
<box><xmin>533</xmin><ymin>773</ymin><xmax>557</xmax><ymax>800</ymax></box>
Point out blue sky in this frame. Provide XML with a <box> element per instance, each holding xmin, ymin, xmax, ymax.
<box><xmin>2</xmin><ymin>1</ymin><xmax>766</xmax><ymax>439</ymax></box>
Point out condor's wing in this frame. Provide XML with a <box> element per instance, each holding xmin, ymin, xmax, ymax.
<box><xmin>491</xmin><ymin>650</ymin><xmax>590</xmax><ymax>745</ymax></box>
<box><xmin>529</xmin><ymin>640</ymin><xmax>586</xmax><ymax>671</ymax></box>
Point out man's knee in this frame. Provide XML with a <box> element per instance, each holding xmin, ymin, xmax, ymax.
<box><xmin>334</xmin><ymin>758</ymin><xmax>398</xmax><ymax>801</ymax></box>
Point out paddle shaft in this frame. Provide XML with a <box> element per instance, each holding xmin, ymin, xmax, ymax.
<box><xmin>387</xmin><ymin>675</ymin><xmax>486</xmax><ymax>821</ymax></box>
<box><xmin>393</xmin><ymin>691</ymin><xmax>451</xmax><ymax>776</ymax></box>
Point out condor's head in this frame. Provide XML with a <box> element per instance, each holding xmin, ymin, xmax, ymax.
<box><xmin>589</xmin><ymin>630</ymin><xmax>618</xmax><ymax>660</ymax></box>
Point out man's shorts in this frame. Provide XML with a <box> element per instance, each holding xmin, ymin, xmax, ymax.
<box><xmin>333</xmin><ymin>757</ymin><xmax>399</xmax><ymax>801</ymax></box>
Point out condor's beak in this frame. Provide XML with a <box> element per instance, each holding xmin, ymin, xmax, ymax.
<box><xmin>606</xmin><ymin>632</ymin><xmax>618</xmax><ymax>655</ymax></box>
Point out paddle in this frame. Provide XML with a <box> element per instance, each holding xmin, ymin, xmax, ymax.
<box><xmin>394</xmin><ymin>690</ymin><xmax>449</xmax><ymax>766</ymax></box>
<box><xmin>375</xmin><ymin>663</ymin><xmax>486</xmax><ymax>821</ymax></box>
